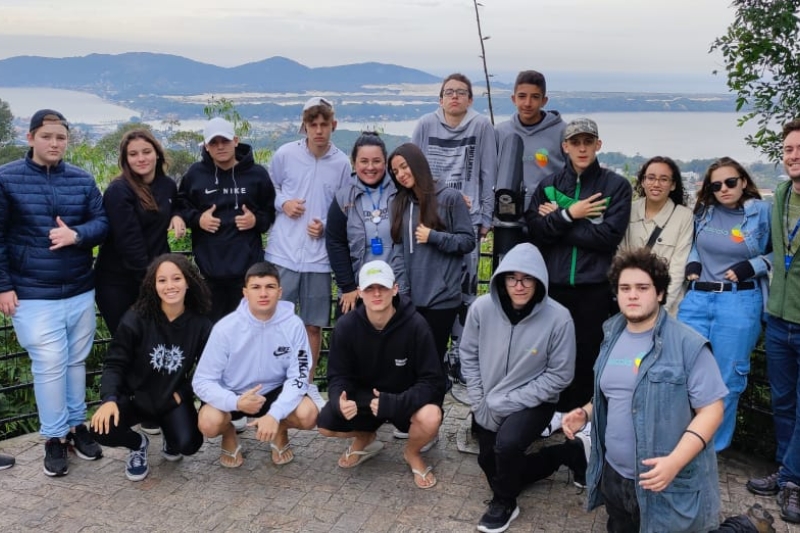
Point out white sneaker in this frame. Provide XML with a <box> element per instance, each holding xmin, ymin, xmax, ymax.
<box><xmin>231</xmin><ymin>417</ymin><xmax>247</xmax><ymax>434</ymax></box>
<box><xmin>393</xmin><ymin>429</ymin><xmax>410</xmax><ymax>439</ymax></box>
<box><xmin>540</xmin><ymin>411</ymin><xmax>563</xmax><ymax>437</ymax></box>
<box><xmin>307</xmin><ymin>384</ymin><xmax>327</xmax><ymax>410</ymax></box>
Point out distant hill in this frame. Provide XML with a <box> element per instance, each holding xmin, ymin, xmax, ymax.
<box><xmin>0</xmin><ymin>52</ymin><xmax>441</xmax><ymax>97</ymax></box>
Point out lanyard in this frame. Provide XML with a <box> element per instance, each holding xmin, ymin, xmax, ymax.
<box><xmin>364</xmin><ymin>183</ymin><xmax>384</xmax><ymax>226</ymax></box>
<box><xmin>784</xmin><ymin>191</ymin><xmax>800</xmax><ymax>270</ymax></box>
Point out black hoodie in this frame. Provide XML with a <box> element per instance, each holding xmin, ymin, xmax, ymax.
<box><xmin>326</xmin><ymin>295</ymin><xmax>445</xmax><ymax>419</ymax></box>
<box><xmin>177</xmin><ymin>143</ymin><xmax>275</xmax><ymax>280</ymax></box>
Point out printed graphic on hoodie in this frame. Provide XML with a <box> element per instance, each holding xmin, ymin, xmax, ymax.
<box><xmin>150</xmin><ymin>344</ymin><xmax>184</xmax><ymax>374</ymax></box>
<box><xmin>426</xmin><ymin>136</ymin><xmax>477</xmax><ymax>189</ymax></box>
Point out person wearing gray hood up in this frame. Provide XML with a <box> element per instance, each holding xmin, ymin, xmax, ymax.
<box><xmin>460</xmin><ymin>242</ymin><xmax>575</xmax><ymax>533</ymax></box>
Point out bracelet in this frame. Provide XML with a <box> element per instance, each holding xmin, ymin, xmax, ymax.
<box><xmin>577</xmin><ymin>406</ymin><xmax>590</xmax><ymax>431</ymax></box>
<box><xmin>683</xmin><ymin>429</ymin><xmax>707</xmax><ymax>450</ymax></box>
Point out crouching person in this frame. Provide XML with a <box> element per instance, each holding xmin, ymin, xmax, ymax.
<box><xmin>460</xmin><ymin>243</ymin><xmax>576</xmax><ymax>533</ymax></box>
<box><xmin>192</xmin><ymin>262</ymin><xmax>318</xmax><ymax>468</ymax></box>
<box><xmin>90</xmin><ymin>254</ymin><xmax>212</xmax><ymax>481</ymax></box>
<box><xmin>317</xmin><ymin>260</ymin><xmax>445</xmax><ymax>489</ymax></box>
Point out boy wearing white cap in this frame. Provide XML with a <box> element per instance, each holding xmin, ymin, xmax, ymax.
<box><xmin>317</xmin><ymin>260</ymin><xmax>445</xmax><ymax>489</ymax></box>
<box><xmin>177</xmin><ymin>117</ymin><xmax>276</xmax><ymax>322</ymax></box>
<box><xmin>265</xmin><ymin>97</ymin><xmax>352</xmax><ymax>405</ymax></box>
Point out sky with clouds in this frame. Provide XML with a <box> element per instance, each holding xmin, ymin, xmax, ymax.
<box><xmin>1</xmin><ymin>0</ymin><xmax>735</xmax><ymax>88</ymax></box>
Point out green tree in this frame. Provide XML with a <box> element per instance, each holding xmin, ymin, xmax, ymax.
<box><xmin>711</xmin><ymin>0</ymin><xmax>800</xmax><ymax>162</ymax></box>
<box><xmin>203</xmin><ymin>96</ymin><xmax>252</xmax><ymax>138</ymax></box>
<box><xmin>0</xmin><ymin>98</ymin><xmax>15</xmax><ymax>146</ymax></box>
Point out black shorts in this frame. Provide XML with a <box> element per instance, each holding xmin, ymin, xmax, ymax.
<box><xmin>229</xmin><ymin>385</ymin><xmax>283</xmax><ymax>420</ymax></box>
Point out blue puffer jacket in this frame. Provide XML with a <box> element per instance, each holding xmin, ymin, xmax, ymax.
<box><xmin>0</xmin><ymin>151</ymin><xmax>108</xmax><ymax>300</ymax></box>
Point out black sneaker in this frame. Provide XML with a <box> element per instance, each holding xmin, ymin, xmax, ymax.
<box><xmin>778</xmin><ymin>482</ymin><xmax>800</xmax><ymax>524</ymax></box>
<box><xmin>0</xmin><ymin>453</ymin><xmax>14</xmax><ymax>470</ymax></box>
<box><xmin>43</xmin><ymin>437</ymin><xmax>68</xmax><ymax>477</ymax></box>
<box><xmin>745</xmin><ymin>503</ymin><xmax>776</xmax><ymax>533</ymax></box>
<box><xmin>161</xmin><ymin>440</ymin><xmax>182</xmax><ymax>462</ymax></box>
<box><xmin>564</xmin><ymin>436</ymin><xmax>590</xmax><ymax>488</ymax></box>
<box><xmin>140</xmin><ymin>421</ymin><xmax>161</xmax><ymax>435</ymax></box>
<box><xmin>747</xmin><ymin>470</ymin><xmax>780</xmax><ymax>496</ymax></box>
<box><xmin>67</xmin><ymin>424</ymin><xmax>103</xmax><ymax>460</ymax></box>
<box><xmin>477</xmin><ymin>498</ymin><xmax>520</xmax><ymax>533</ymax></box>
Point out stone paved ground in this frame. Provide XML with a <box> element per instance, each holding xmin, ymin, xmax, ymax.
<box><xmin>1</xmin><ymin>395</ymin><xmax>799</xmax><ymax>533</ymax></box>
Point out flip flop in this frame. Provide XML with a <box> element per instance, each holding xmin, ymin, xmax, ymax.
<box><xmin>219</xmin><ymin>444</ymin><xmax>243</xmax><ymax>468</ymax></box>
<box><xmin>338</xmin><ymin>440</ymin><xmax>384</xmax><ymax>469</ymax></box>
<box><xmin>270</xmin><ymin>442</ymin><xmax>294</xmax><ymax>466</ymax></box>
<box><xmin>411</xmin><ymin>465</ymin><xmax>437</xmax><ymax>489</ymax></box>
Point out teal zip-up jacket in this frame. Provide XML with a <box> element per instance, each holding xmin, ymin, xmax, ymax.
<box><xmin>525</xmin><ymin>158</ymin><xmax>632</xmax><ymax>286</ymax></box>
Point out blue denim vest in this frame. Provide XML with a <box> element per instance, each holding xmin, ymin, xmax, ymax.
<box><xmin>587</xmin><ymin>309</ymin><xmax>721</xmax><ymax>532</ymax></box>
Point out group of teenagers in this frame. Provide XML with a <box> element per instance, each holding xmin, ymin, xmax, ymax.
<box><xmin>0</xmin><ymin>67</ymin><xmax>799</xmax><ymax>533</ymax></box>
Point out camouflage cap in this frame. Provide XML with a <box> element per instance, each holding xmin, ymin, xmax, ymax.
<box><xmin>563</xmin><ymin>118</ymin><xmax>598</xmax><ymax>140</ymax></box>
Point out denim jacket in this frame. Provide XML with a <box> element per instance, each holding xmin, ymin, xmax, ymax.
<box><xmin>587</xmin><ymin>309</ymin><xmax>722</xmax><ymax>532</ymax></box>
<box><xmin>688</xmin><ymin>198</ymin><xmax>772</xmax><ymax>310</ymax></box>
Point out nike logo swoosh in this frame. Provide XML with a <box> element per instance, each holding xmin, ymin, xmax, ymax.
<box><xmin>205</xmin><ymin>188</ymin><xmax>218</xmax><ymax>194</ymax></box>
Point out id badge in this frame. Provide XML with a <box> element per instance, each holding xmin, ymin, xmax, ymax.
<box><xmin>371</xmin><ymin>236</ymin><xmax>384</xmax><ymax>256</ymax></box>
<box><xmin>787</xmin><ymin>254</ymin><xmax>793</xmax><ymax>272</ymax></box>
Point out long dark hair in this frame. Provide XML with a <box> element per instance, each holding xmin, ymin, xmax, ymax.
<box><xmin>635</xmin><ymin>156</ymin><xmax>686</xmax><ymax>206</ymax></box>
<box><xmin>116</xmin><ymin>129</ymin><xmax>169</xmax><ymax>211</ymax></box>
<box><xmin>133</xmin><ymin>254</ymin><xmax>211</xmax><ymax>319</ymax></box>
<box><xmin>388</xmin><ymin>143</ymin><xmax>444</xmax><ymax>243</ymax></box>
<box><xmin>694</xmin><ymin>156</ymin><xmax>761</xmax><ymax>215</ymax></box>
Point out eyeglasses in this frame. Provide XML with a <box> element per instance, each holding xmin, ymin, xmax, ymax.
<box><xmin>443</xmin><ymin>89</ymin><xmax>470</xmax><ymax>98</ymax></box>
<box><xmin>505</xmin><ymin>275</ymin><xmax>535</xmax><ymax>288</ymax></box>
<box><xmin>709</xmin><ymin>177</ymin><xmax>740</xmax><ymax>192</ymax></box>
<box><xmin>643</xmin><ymin>175</ymin><xmax>672</xmax><ymax>185</ymax></box>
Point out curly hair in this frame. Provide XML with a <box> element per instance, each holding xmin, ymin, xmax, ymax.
<box><xmin>133</xmin><ymin>254</ymin><xmax>211</xmax><ymax>319</ymax></box>
<box><xmin>608</xmin><ymin>248</ymin><xmax>671</xmax><ymax>305</ymax></box>
<box><xmin>693</xmin><ymin>157</ymin><xmax>761</xmax><ymax>215</ymax></box>
<box><xmin>635</xmin><ymin>156</ymin><xmax>686</xmax><ymax>206</ymax></box>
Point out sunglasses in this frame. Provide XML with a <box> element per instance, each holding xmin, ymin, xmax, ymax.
<box><xmin>710</xmin><ymin>177</ymin><xmax>740</xmax><ymax>192</ymax></box>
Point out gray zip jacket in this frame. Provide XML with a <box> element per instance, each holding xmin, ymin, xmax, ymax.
<box><xmin>459</xmin><ymin>243</ymin><xmax>576</xmax><ymax>431</ymax></box>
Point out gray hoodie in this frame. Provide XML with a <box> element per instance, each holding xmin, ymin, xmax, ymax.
<box><xmin>412</xmin><ymin>108</ymin><xmax>497</xmax><ymax>229</ymax></box>
<box><xmin>495</xmin><ymin>111</ymin><xmax>566</xmax><ymax>210</ymax></box>
<box><xmin>459</xmin><ymin>243</ymin><xmax>576</xmax><ymax>431</ymax></box>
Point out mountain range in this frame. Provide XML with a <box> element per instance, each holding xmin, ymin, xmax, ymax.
<box><xmin>0</xmin><ymin>52</ymin><xmax>443</xmax><ymax>96</ymax></box>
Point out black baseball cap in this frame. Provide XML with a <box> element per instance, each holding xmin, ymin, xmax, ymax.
<box><xmin>29</xmin><ymin>109</ymin><xmax>69</xmax><ymax>132</ymax></box>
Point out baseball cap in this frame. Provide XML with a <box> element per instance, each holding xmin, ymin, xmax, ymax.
<box><xmin>299</xmin><ymin>97</ymin><xmax>334</xmax><ymax>133</ymax></box>
<box><xmin>563</xmin><ymin>118</ymin><xmax>599</xmax><ymax>140</ymax></box>
<box><xmin>358</xmin><ymin>260</ymin><xmax>395</xmax><ymax>289</ymax></box>
<box><xmin>203</xmin><ymin>117</ymin><xmax>235</xmax><ymax>144</ymax></box>
<box><xmin>29</xmin><ymin>109</ymin><xmax>69</xmax><ymax>132</ymax></box>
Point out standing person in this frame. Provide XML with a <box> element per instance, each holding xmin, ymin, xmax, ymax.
<box><xmin>677</xmin><ymin>157</ymin><xmax>771</xmax><ymax>452</ymax></box>
<box><xmin>89</xmin><ymin>254</ymin><xmax>212</xmax><ymax>482</ymax></box>
<box><xmin>265</xmin><ymin>97</ymin><xmax>352</xmax><ymax>403</ymax></box>
<box><xmin>525</xmin><ymin>118</ymin><xmax>632</xmax><ymax>415</ymax></box>
<box><xmin>620</xmin><ymin>156</ymin><xmax>693</xmax><ymax>316</ymax></box>
<box><xmin>565</xmin><ymin>248</ymin><xmax>728</xmax><ymax>532</ymax></box>
<box><xmin>326</xmin><ymin>132</ymin><xmax>396</xmax><ymax>315</ymax></box>
<box><xmin>317</xmin><ymin>260</ymin><xmax>445</xmax><ymax>488</ymax></box>
<box><xmin>495</xmin><ymin>70</ymin><xmax>566</xmax><ymax>210</ymax></box>
<box><xmin>177</xmin><ymin>117</ymin><xmax>275</xmax><ymax>323</ymax></box>
<box><xmin>192</xmin><ymin>262</ymin><xmax>319</xmax><ymax>468</ymax></box>
<box><xmin>460</xmin><ymin>243</ymin><xmax>575</xmax><ymax>533</ymax></box>
<box><xmin>388</xmin><ymin>143</ymin><xmax>475</xmax><ymax>384</ymax></box>
<box><xmin>95</xmin><ymin>129</ymin><xmax>186</xmax><ymax>335</ymax></box>
<box><xmin>747</xmin><ymin>119</ymin><xmax>800</xmax><ymax>524</ymax></box>
<box><xmin>411</xmin><ymin>73</ymin><xmax>497</xmax><ymax>370</ymax></box>
<box><xmin>0</xmin><ymin>109</ymin><xmax>109</xmax><ymax>476</ymax></box>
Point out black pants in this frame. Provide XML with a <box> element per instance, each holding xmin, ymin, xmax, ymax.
<box><xmin>475</xmin><ymin>402</ymin><xmax>556</xmax><ymax>503</ymax></box>
<box><xmin>206</xmin><ymin>277</ymin><xmax>244</xmax><ymax>323</ymax></box>
<box><xmin>549</xmin><ymin>283</ymin><xmax>617</xmax><ymax>411</ymax></box>
<box><xmin>91</xmin><ymin>393</ymin><xmax>203</xmax><ymax>455</ymax></box>
<box><xmin>600</xmin><ymin>461</ymin><xmax>758</xmax><ymax>533</ymax></box>
<box><xmin>96</xmin><ymin>277</ymin><xmax>140</xmax><ymax>336</ymax></box>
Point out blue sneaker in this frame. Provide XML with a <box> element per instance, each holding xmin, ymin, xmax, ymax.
<box><xmin>125</xmin><ymin>434</ymin><xmax>149</xmax><ymax>482</ymax></box>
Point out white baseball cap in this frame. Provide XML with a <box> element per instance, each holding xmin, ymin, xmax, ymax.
<box><xmin>358</xmin><ymin>260</ymin><xmax>395</xmax><ymax>289</ymax></box>
<box><xmin>203</xmin><ymin>117</ymin><xmax>235</xmax><ymax>144</ymax></box>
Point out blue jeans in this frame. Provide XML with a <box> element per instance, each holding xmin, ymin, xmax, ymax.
<box><xmin>12</xmin><ymin>291</ymin><xmax>96</xmax><ymax>438</ymax></box>
<box><xmin>765</xmin><ymin>315</ymin><xmax>800</xmax><ymax>485</ymax></box>
<box><xmin>677</xmin><ymin>287</ymin><xmax>763</xmax><ymax>451</ymax></box>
